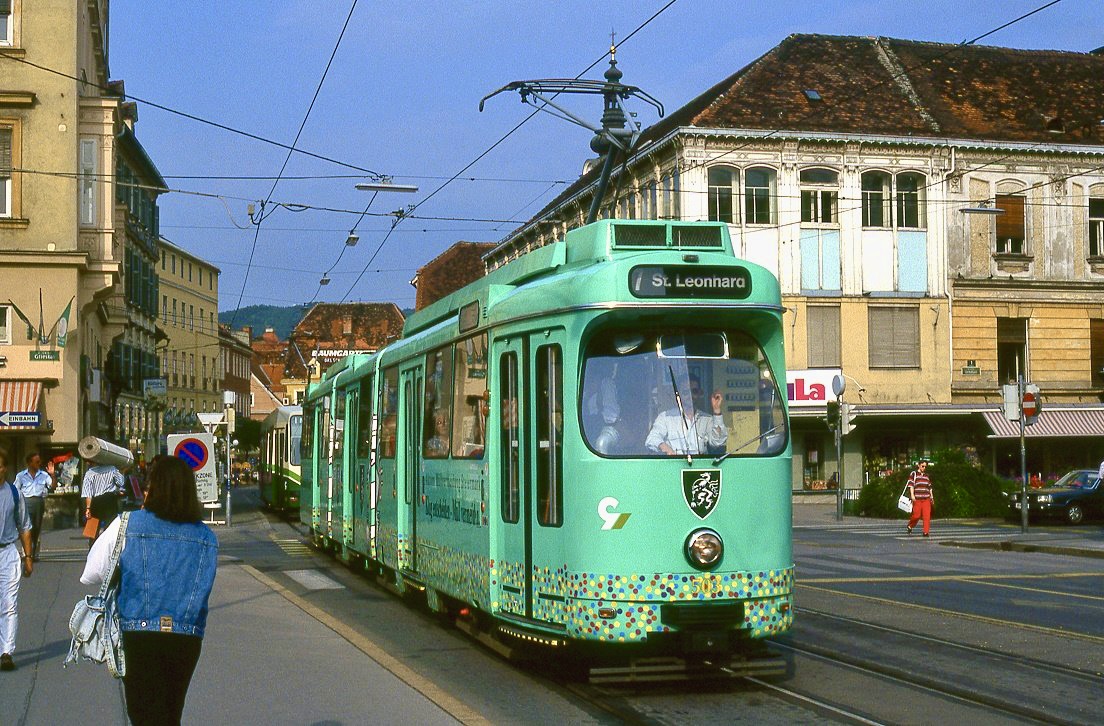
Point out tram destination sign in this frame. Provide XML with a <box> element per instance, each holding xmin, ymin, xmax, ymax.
<box><xmin>629</xmin><ymin>265</ymin><xmax>752</xmax><ymax>300</ymax></box>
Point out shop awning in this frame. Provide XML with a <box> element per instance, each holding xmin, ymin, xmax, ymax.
<box><xmin>983</xmin><ymin>409</ymin><xmax>1104</xmax><ymax>438</ymax></box>
<box><xmin>0</xmin><ymin>380</ymin><xmax>43</xmax><ymax>429</ymax></box>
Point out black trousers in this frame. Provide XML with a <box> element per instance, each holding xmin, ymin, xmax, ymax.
<box><xmin>121</xmin><ymin>631</ymin><xmax>203</xmax><ymax>726</ymax></box>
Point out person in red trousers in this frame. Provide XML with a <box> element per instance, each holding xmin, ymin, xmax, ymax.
<box><xmin>906</xmin><ymin>460</ymin><xmax>934</xmax><ymax>537</ymax></box>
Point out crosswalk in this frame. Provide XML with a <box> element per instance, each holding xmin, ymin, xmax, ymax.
<box><xmin>272</xmin><ymin>538</ymin><xmax>313</xmax><ymax>557</ymax></box>
<box><xmin>794</xmin><ymin>520</ymin><xmax>1017</xmax><ymax>543</ymax></box>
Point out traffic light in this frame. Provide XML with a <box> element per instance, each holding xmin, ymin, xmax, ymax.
<box><xmin>825</xmin><ymin>400</ymin><xmax>839</xmax><ymax>430</ymax></box>
<box><xmin>840</xmin><ymin>402</ymin><xmax>856</xmax><ymax>435</ymax></box>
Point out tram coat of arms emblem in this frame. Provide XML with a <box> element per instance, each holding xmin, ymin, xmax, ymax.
<box><xmin>682</xmin><ymin>469</ymin><xmax>722</xmax><ymax>519</ymax></box>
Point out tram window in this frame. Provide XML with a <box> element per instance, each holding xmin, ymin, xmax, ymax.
<box><xmin>333</xmin><ymin>394</ymin><xmax>346</xmax><ymax>459</ymax></box>
<box><xmin>300</xmin><ymin>406</ymin><xmax>314</xmax><ymax>462</ymax></box>
<box><xmin>581</xmin><ymin>328</ymin><xmax>787</xmax><ymax>459</ymax></box>
<box><xmin>379</xmin><ymin>368</ymin><xmax>398</xmax><ymax>459</ymax></box>
<box><xmin>500</xmin><ymin>352</ymin><xmax>520</xmax><ymax>524</ymax></box>
<box><xmin>536</xmin><ymin>345</ymin><xmax>563</xmax><ymax>527</ymax></box>
<box><xmin>453</xmin><ymin>333</ymin><xmax>488</xmax><ymax>458</ymax></box>
<box><xmin>423</xmin><ymin>347</ymin><xmax>454</xmax><ymax>458</ymax></box>
<box><xmin>289</xmin><ymin>415</ymin><xmax>302</xmax><ymax>466</ymax></box>
<box><xmin>357</xmin><ymin>376</ymin><xmax>374</xmax><ymax>458</ymax></box>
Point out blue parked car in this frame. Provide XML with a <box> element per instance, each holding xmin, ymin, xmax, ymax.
<box><xmin>1008</xmin><ymin>469</ymin><xmax>1103</xmax><ymax>524</ymax></box>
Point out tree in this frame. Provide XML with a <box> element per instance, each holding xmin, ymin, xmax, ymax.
<box><xmin>234</xmin><ymin>418</ymin><xmax>262</xmax><ymax>452</ymax></box>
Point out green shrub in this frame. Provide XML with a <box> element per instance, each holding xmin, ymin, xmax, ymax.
<box><xmin>856</xmin><ymin>448</ymin><xmax>1014</xmax><ymax>519</ymax></box>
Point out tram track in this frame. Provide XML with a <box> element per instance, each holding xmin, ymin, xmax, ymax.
<box><xmin>773</xmin><ymin>606</ymin><xmax>1104</xmax><ymax>726</ymax></box>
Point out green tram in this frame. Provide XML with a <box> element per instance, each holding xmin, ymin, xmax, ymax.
<box><xmin>259</xmin><ymin>405</ymin><xmax>303</xmax><ymax>512</ymax></box>
<box><xmin>300</xmin><ymin>219</ymin><xmax>792</xmax><ymax>676</ymax></box>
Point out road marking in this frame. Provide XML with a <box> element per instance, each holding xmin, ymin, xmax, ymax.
<box><xmin>797</xmin><ymin>582</ymin><xmax>1104</xmax><ymax>644</ymax></box>
<box><xmin>744</xmin><ymin>675</ymin><xmax>886</xmax><ymax>725</ymax></box>
<box><xmin>958</xmin><ymin>577</ymin><xmax>1104</xmax><ymax>602</ymax></box>
<box><xmin>241</xmin><ymin>563</ymin><xmax>489</xmax><ymax>726</ymax></box>
<box><xmin>284</xmin><ymin>569</ymin><xmax>345</xmax><ymax>591</ymax></box>
<box><xmin>801</xmin><ymin>571</ymin><xmax>1102</xmax><ymax>584</ymax></box>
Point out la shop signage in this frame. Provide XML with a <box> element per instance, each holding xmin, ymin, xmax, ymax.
<box><xmin>787</xmin><ymin>369</ymin><xmax>842</xmax><ymax>408</ymax></box>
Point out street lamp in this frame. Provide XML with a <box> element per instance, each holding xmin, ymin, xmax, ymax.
<box><xmin>354</xmin><ymin>178</ymin><xmax>419</xmax><ymax>194</ymax></box>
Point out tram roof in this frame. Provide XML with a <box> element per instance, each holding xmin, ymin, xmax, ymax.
<box><xmin>402</xmin><ymin>219</ymin><xmax>775</xmax><ymax>337</ymax></box>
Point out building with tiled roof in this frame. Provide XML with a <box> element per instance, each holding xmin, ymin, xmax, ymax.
<box><xmin>492</xmin><ymin>34</ymin><xmax>1104</xmax><ymax>488</ymax></box>
<box><xmin>279</xmin><ymin>303</ymin><xmax>405</xmax><ymax>404</ymax></box>
<box><xmin>412</xmin><ymin>242</ymin><xmax>497</xmax><ymax>311</ymax></box>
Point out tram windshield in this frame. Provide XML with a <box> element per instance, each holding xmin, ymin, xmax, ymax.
<box><xmin>581</xmin><ymin>329</ymin><xmax>787</xmax><ymax>458</ymax></box>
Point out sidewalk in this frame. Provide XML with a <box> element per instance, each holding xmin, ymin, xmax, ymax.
<box><xmin>0</xmin><ymin>524</ymin><xmax>463</xmax><ymax>726</ymax></box>
<box><xmin>793</xmin><ymin>499</ymin><xmax>1104</xmax><ymax>558</ymax></box>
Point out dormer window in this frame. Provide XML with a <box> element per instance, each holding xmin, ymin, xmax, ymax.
<box><xmin>800</xmin><ymin>168</ymin><xmax>839</xmax><ymax>224</ymax></box>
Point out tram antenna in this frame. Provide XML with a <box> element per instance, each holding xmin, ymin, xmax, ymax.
<box><xmin>479</xmin><ymin>49</ymin><xmax>663</xmax><ymax>224</ymax></box>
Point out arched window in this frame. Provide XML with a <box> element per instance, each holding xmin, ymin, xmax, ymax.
<box><xmin>707</xmin><ymin>166</ymin><xmax>739</xmax><ymax>223</ymax></box>
<box><xmin>895</xmin><ymin>172</ymin><xmax>926</xmax><ymax>229</ymax></box>
<box><xmin>861</xmin><ymin>171</ymin><xmax>891</xmax><ymax>227</ymax></box>
<box><xmin>744</xmin><ymin>166</ymin><xmax>776</xmax><ymax>225</ymax></box>
<box><xmin>800</xmin><ymin>168</ymin><xmax>839</xmax><ymax>224</ymax></box>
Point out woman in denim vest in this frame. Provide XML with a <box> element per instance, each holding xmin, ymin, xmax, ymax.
<box><xmin>81</xmin><ymin>455</ymin><xmax>218</xmax><ymax>725</ymax></box>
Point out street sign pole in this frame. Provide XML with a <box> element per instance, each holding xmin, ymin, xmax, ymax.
<box><xmin>1019</xmin><ymin>374</ymin><xmax>1028</xmax><ymax>534</ymax></box>
<box><xmin>226</xmin><ymin>417</ymin><xmax>233</xmax><ymax>528</ymax></box>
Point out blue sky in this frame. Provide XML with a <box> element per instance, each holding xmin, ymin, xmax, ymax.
<box><xmin>107</xmin><ymin>0</ymin><xmax>1103</xmax><ymax>313</ymax></box>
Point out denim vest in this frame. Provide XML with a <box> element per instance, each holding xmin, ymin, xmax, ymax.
<box><xmin>117</xmin><ymin>509</ymin><xmax>218</xmax><ymax>637</ymax></box>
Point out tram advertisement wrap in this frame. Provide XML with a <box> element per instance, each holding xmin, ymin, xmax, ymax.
<box><xmin>629</xmin><ymin>265</ymin><xmax>752</xmax><ymax>299</ymax></box>
<box><xmin>422</xmin><ymin>470</ymin><xmax>485</xmax><ymax>527</ymax></box>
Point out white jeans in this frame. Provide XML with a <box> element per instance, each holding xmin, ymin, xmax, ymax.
<box><xmin>0</xmin><ymin>543</ymin><xmax>21</xmax><ymax>655</ymax></box>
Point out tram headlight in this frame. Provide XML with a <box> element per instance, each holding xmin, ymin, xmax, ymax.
<box><xmin>685</xmin><ymin>528</ymin><xmax>723</xmax><ymax>570</ymax></box>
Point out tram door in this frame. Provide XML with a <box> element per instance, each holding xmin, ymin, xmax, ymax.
<box><xmin>495</xmin><ymin>332</ymin><xmax>566</xmax><ymax>624</ymax></box>
<box><xmin>399</xmin><ymin>367</ymin><xmax>423</xmax><ymax>573</ymax></box>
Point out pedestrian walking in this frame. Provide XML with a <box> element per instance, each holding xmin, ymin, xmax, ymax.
<box><xmin>81</xmin><ymin>462</ymin><xmax>124</xmax><ymax>541</ymax></box>
<box><xmin>80</xmin><ymin>455</ymin><xmax>218</xmax><ymax>725</ymax></box>
<box><xmin>14</xmin><ymin>452</ymin><xmax>55</xmax><ymax>560</ymax></box>
<box><xmin>905</xmin><ymin>459</ymin><xmax>934</xmax><ymax>537</ymax></box>
<box><xmin>0</xmin><ymin>451</ymin><xmax>34</xmax><ymax>672</ymax></box>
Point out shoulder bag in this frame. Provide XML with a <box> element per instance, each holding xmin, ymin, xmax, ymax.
<box><xmin>897</xmin><ymin>485</ymin><xmax>914</xmax><ymax>514</ymax></box>
<box><xmin>65</xmin><ymin>511</ymin><xmax>131</xmax><ymax>678</ymax></box>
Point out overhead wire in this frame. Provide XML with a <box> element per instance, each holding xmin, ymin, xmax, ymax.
<box><xmin>339</xmin><ymin>0</ymin><xmax>683</xmax><ymax>302</ymax></box>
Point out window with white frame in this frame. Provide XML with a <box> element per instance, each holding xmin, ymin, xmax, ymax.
<box><xmin>744</xmin><ymin>166</ymin><xmax>775</xmax><ymax>224</ymax></box>
<box><xmin>1089</xmin><ymin>197</ymin><xmax>1104</xmax><ymax>258</ymax></box>
<box><xmin>995</xmin><ymin>193</ymin><xmax>1026</xmax><ymax>255</ymax></box>
<box><xmin>0</xmin><ymin>303</ymin><xmax>11</xmax><ymax>344</ymax></box>
<box><xmin>707</xmin><ymin>166</ymin><xmax>738</xmax><ymax>223</ymax></box>
<box><xmin>861</xmin><ymin>171</ymin><xmax>891</xmax><ymax>228</ymax></box>
<box><xmin>79</xmin><ymin>138</ymin><xmax>97</xmax><ymax>226</ymax></box>
<box><xmin>868</xmin><ymin>306</ymin><xmax>920</xmax><ymax>369</ymax></box>
<box><xmin>800</xmin><ymin>168</ymin><xmax>839</xmax><ymax>224</ymax></box>
<box><xmin>0</xmin><ymin>125</ymin><xmax>12</xmax><ymax>217</ymax></box>
<box><xmin>0</xmin><ymin>1</ymin><xmax>12</xmax><ymax>46</ymax></box>
<box><xmin>641</xmin><ymin>179</ymin><xmax>656</xmax><ymax>220</ymax></box>
<box><xmin>895</xmin><ymin>172</ymin><xmax>926</xmax><ymax>229</ymax></box>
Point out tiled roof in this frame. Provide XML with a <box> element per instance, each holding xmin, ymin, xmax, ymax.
<box><xmin>415</xmin><ymin>242</ymin><xmax>496</xmax><ymax>310</ymax></box>
<box><xmin>513</xmin><ymin>34</ymin><xmax>1104</xmax><ymax>240</ymax></box>
<box><xmin>283</xmin><ymin>302</ymin><xmax>406</xmax><ymax>378</ymax></box>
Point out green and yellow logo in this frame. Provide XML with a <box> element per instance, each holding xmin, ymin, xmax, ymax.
<box><xmin>598</xmin><ymin>496</ymin><xmax>631</xmax><ymax>530</ymax></box>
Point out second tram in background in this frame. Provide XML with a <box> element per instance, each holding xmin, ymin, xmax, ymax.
<box><xmin>259</xmin><ymin>405</ymin><xmax>303</xmax><ymax>512</ymax></box>
<box><xmin>300</xmin><ymin>219</ymin><xmax>793</xmax><ymax>679</ymax></box>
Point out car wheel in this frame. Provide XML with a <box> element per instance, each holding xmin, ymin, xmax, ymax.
<box><xmin>1066</xmin><ymin>504</ymin><xmax>1084</xmax><ymax>525</ymax></box>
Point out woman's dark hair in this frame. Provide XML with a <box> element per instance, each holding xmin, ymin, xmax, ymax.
<box><xmin>144</xmin><ymin>455</ymin><xmax>203</xmax><ymax>523</ymax></box>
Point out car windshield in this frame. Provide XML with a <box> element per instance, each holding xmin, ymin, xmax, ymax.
<box><xmin>580</xmin><ymin>328</ymin><xmax>787</xmax><ymax>458</ymax></box>
<box><xmin>1052</xmin><ymin>471</ymin><xmax>1096</xmax><ymax>489</ymax></box>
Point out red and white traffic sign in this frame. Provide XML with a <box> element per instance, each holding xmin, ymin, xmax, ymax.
<box><xmin>1022</xmin><ymin>390</ymin><xmax>1038</xmax><ymax>418</ymax></box>
<box><xmin>168</xmin><ymin>432</ymin><xmax>219</xmax><ymax>503</ymax></box>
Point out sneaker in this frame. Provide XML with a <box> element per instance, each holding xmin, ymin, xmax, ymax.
<box><xmin>0</xmin><ymin>653</ymin><xmax>14</xmax><ymax>671</ymax></box>
<box><xmin>906</xmin><ymin>526</ymin><xmax>913</xmax><ymax>535</ymax></box>
<box><xmin>922</xmin><ymin>533</ymin><xmax>930</xmax><ymax>538</ymax></box>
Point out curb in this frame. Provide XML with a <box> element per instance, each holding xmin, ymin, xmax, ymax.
<box><xmin>942</xmin><ymin>540</ymin><xmax>1104</xmax><ymax>559</ymax></box>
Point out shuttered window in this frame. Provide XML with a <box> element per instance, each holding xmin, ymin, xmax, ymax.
<box><xmin>995</xmin><ymin>194</ymin><xmax>1026</xmax><ymax>254</ymax></box>
<box><xmin>868</xmin><ymin>306</ymin><xmax>920</xmax><ymax>368</ymax></box>
<box><xmin>0</xmin><ymin>126</ymin><xmax>11</xmax><ymax>216</ymax></box>
<box><xmin>807</xmin><ymin>306</ymin><xmax>841</xmax><ymax>368</ymax></box>
<box><xmin>79</xmin><ymin>138</ymin><xmax>97</xmax><ymax>225</ymax></box>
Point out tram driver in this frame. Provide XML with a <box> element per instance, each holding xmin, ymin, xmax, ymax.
<box><xmin>645</xmin><ymin>375</ymin><xmax>728</xmax><ymax>456</ymax></box>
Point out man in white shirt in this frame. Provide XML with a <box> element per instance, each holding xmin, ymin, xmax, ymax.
<box><xmin>646</xmin><ymin>377</ymin><xmax>728</xmax><ymax>456</ymax></box>
<box><xmin>0</xmin><ymin>451</ymin><xmax>33</xmax><ymax>671</ymax></box>
<box><xmin>81</xmin><ymin>463</ymin><xmax>124</xmax><ymax>541</ymax></box>
<box><xmin>14</xmin><ymin>452</ymin><xmax>54</xmax><ymax>560</ymax></box>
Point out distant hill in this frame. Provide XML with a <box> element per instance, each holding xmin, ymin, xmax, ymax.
<box><xmin>220</xmin><ymin>305</ymin><xmax>306</xmax><ymax>340</ymax></box>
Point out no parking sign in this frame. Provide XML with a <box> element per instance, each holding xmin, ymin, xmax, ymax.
<box><xmin>168</xmin><ymin>433</ymin><xmax>219</xmax><ymax>503</ymax></box>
